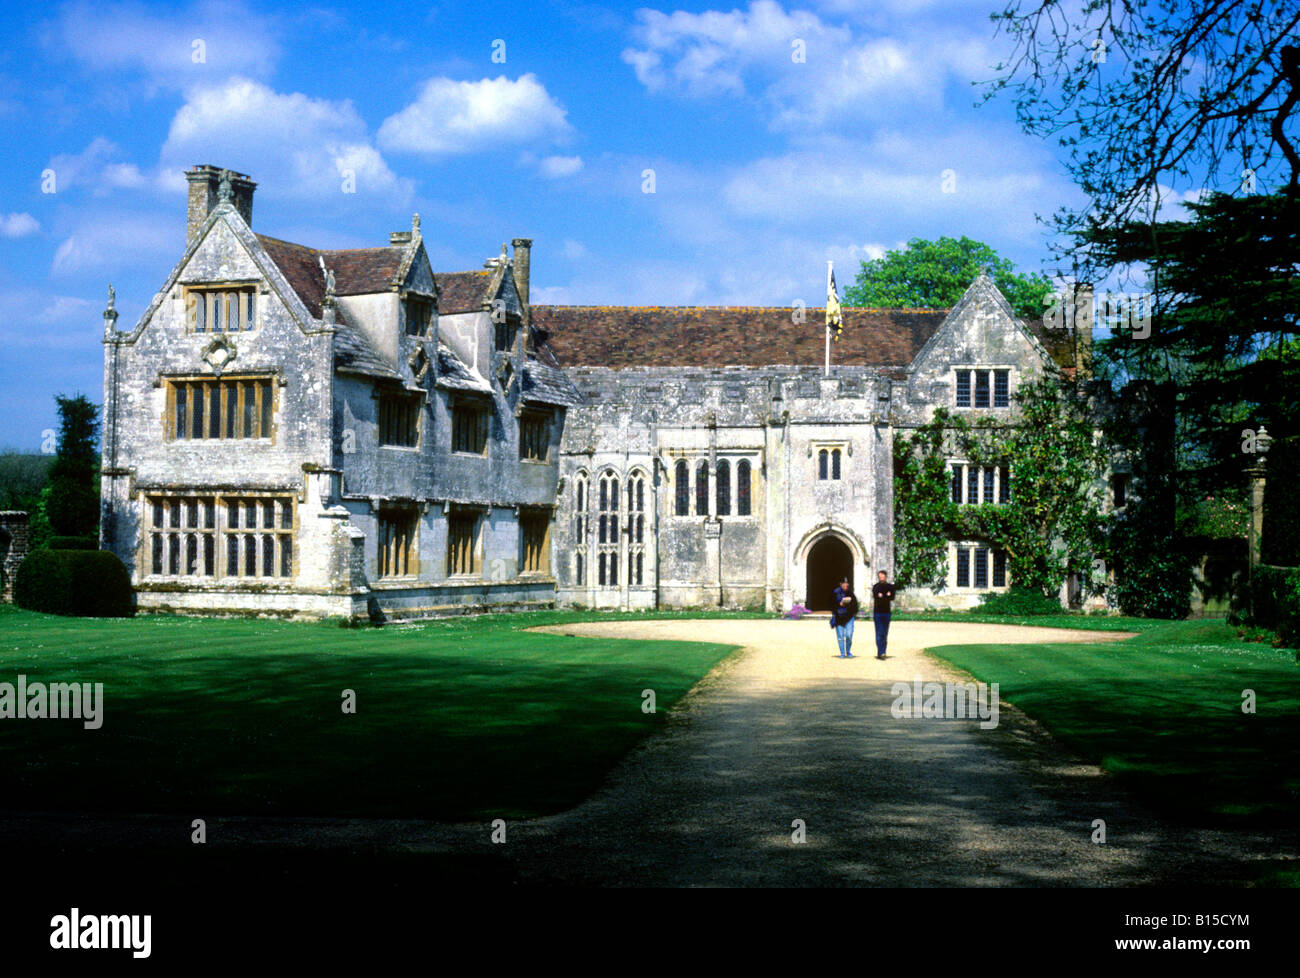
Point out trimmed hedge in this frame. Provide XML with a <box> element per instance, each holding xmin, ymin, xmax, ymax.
<box><xmin>48</xmin><ymin>534</ymin><xmax>99</xmax><ymax>550</ymax></box>
<box><xmin>14</xmin><ymin>549</ymin><xmax>134</xmax><ymax>618</ymax></box>
<box><xmin>1237</xmin><ymin>565</ymin><xmax>1300</xmax><ymax>648</ymax></box>
<box><xmin>976</xmin><ymin>586</ymin><xmax>1063</xmax><ymax>616</ymax></box>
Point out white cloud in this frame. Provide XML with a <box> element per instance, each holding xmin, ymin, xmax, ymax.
<box><xmin>378</xmin><ymin>74</ymin><xmax>571</xmax><ymax>156</ymax></box>
<box><xmin>622</xmin><ymin>0</ymin><xmax>998</xmax><ymax>131</ymax></box>
<box><xmin>539</xmin><ymin>155</ymin><xmax>584</xmax><ymax>179</ymax></box>
<box><xmin>160</xmin><ymin>77</ymin><xmax>409</xmax><ymax>200</ymax></box>
<box><xmin>48</xmin><ymin>0</ymin><xmax>279</xmax><ymax>87</ymax></box>
<box><xmin>560</xmin><ymin>239</ymin><xmax>589</xmax><ymax>260</ymax></box>
<box><xmin>0</xmin><ymin>213</ymin><xmax>40</xmax><ymax>237</ymax></box>
<box><xmin>51</xmin><ymin>213</ymin><xmax>176</xmax><ymax>276</ymax></box>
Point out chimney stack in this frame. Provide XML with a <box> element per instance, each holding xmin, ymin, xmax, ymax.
<box><xmin>511</xmin><ymin>238</ymin><xmax>532</xmax><ymax>308</ymax></box>
<box><xmin>185</xmin><ymin>164</ymin><xmax>256</xmax><ymax>244</ymax></box>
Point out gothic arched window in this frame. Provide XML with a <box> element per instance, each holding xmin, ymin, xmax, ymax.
<box><xmin>695</xmin><ymin>460</ymin><xmax>709</xmax><ymax>516</ymax></box>
<box><xmin>597</xmin><ymin>470</ymin><xmax>619</xmax><ymax>587</ymax></box>
<box><xmin>737</xmin><ymin>460</ymin><xmax>751</xmax><ymax>516</ymax></box>
<box><xmin>675</xmin><ymin>459</ymin><xmax>689</xmax><ymax>516</ymax></box>
<box><xmin>715</xmin><ymin>460</ymin><xmax>730</xmax><ymax>516</ymax></box>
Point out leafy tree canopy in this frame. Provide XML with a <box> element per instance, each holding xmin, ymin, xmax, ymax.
<box><xmin>843</xmin><ymin>236</ymin><xmax>1054</xmax><ymax>321</ymax></box>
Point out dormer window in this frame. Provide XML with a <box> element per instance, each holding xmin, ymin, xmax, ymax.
<box><xmin>187</xmin><ymin>285</ymin><xmax>256</xmax><ymax>333</ymax></box>
<box><xmin>404</xmin><ymin>295</ymin><xmax>433</xmax><ymax>336</ymax></box>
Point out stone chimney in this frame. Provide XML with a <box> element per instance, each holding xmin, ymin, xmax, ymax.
<box><xmin>186</xmin><ymin>164</ymin><xmax>256</xmax><ymax>244</ymax></box>
<box><xmin>511</xmin><ymin>238</ymin><xmax>532</xmax><ymax>308</ymax></box>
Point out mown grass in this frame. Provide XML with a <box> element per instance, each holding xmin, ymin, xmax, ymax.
<box><xmin>0</xmin><ymin>606</ymin><xmax>760</xmax><ymax>820</ymax></box>
<box><xmin>923</xmin><ymin>619</ymin><xmax>1300</xmax><ymax>827</ymax></box>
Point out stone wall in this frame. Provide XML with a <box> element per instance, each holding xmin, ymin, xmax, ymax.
<box><xmin>0</xmin><ymin>511</ymin><xmax>30</xmax><ymax>603</ymax></box>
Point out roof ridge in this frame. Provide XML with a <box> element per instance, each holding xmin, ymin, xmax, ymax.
<box><xmin>532</xmin><ymin>304</ymin><xmax>949</xmax><ymax>314</ymax></box>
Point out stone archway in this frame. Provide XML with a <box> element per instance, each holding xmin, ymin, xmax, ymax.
<box><xmin>806</xmin><ymin>535</ymin><xmax>854</xmax><ymax>611</ymax></box>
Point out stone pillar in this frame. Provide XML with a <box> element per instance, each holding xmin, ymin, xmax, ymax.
<box><xmin>0</xmin><ymin>511</ymin><xmax>31</xmax><ymax>603</ymax></box>
<box><xmin>1247</xmin><ymin>425</ymin><xmax>1270</xmax><ymax>572</ymax></box>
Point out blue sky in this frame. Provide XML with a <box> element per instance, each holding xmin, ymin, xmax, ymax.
<box><xmin>0</xmin><ymin>0</ymin><xmax>1102</xmax><ymax>450</ymax></box>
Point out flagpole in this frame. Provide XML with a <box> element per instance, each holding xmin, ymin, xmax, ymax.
<box><xmin>825</xmin><ymin>260</ymin><xmax>832</xmax><ymax>377</ymax></box>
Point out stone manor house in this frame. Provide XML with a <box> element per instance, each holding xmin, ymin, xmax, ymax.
<box><xmin>100</xmin><ymin>165</ymin><xmax>1093</xmax><ymax>620</ymax></box>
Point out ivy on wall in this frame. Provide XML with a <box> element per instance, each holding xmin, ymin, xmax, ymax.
<box><xmin>893</xmin><ymin>379</ymin><xmax>1109</xmax><ymax>597</ymax></box>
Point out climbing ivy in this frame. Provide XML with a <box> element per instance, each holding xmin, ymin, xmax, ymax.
<box><xmin>893</xmin><ymin>379</ymin><xmax>1109</xmax><ymax>597</ymax></box>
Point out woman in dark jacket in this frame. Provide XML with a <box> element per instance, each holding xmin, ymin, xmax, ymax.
<box><xmin>829</xmin><ymin>576</ymin><xmax>859</xmax><ymax>658</ymax></box>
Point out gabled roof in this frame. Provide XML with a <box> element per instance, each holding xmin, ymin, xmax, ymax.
<box><xmin>257</xmin><ymin>235</ymin><xmax>408</xmax><ymax>318</ymax></box>
<box><xmin>435</xmin><ymin>270</ymin><xmax>493</xmax><ymax>313</ymax></box>
<box><xmin>530</xmin><ymin>305</ymin><xmax>947</xmax><ymax>369</ymax></box>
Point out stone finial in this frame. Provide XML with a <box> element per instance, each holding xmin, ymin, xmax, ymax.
<box><xmin>103</xmin><ymin>284</ymin><xmax>119</xmax><ymax>337</ymax></box>
<box><xmin>217</xmin><ymin>169</ymin><xmax>233</xmax><ymax>203</ymax></box>
<box><xmin>412</xmin><ymin>213</ymin><xmax>421</xmax><ymax>235</ymax></box>
<box><xmin>318</xmin><ymin>256</ymin><xmax>337</xmax><ymax>325</ymax></box>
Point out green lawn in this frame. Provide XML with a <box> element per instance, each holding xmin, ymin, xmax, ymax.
<box><xmin>892</xmin><ymin>610</ymin><xmax>1169</xmax><ymax>632</ymax></box>
<box><xmin>923</xmin><ymin>619</ymin><xmax>1300</xmax><ymax>827</ymax></box>
<box><xmin>0</xmin><ymin>606</ymin><xmax>757</xmax><ymax>820</ymax></box>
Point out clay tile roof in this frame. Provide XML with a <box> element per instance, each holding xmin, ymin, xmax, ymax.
<box><xmin>530</xmin><ymin>306</ymin><xmax>948</xmax><ymax>369</ymax></box>
<box><xmin>436</xmin><ymin>270</ymin><xmax>493</xmax><ymax>313</ymax></box>
<box><xmin>256</xmin><ymin>234</ymin><xmax>404</xmax><ymax>318</ymax></box>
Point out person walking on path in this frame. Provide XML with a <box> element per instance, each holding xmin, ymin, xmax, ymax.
<box><xmin>830</xmin><ymin>576</ymin><xmax>859</xmax><ymax>658</ymax></box>
<box><xmin>871</xmin><ymin>570</ymin><xmax>896</xmax><ymax>659</ymax></box>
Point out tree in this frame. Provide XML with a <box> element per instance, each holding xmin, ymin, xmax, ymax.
<box><xmin>986</xmin><ymin>0</ymin><xmax>1300</xmax><ymax>280</ymax></box>
<box><xmin>1083</xmin><ymin>191</ymin><xmax>1300</xmax><ymax>495</ymax></box>
<box><xmin>843</xmin><ymin>236</ymin><xmax>1054</xmax><ymax>320</ymax></box>
<box><xmin>45</xmin><ymin>394</ymin><xmax>101</xmax><ymax>540</ymax></box>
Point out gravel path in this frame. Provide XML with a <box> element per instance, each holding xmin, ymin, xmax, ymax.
<box><xmin>456</xmin><ymin>618</ymin><xmax>1294</xmax><ymax>886</ymax></box>
<box><xmin>7</xmin><ymin>618</ymin><xmax>1293</xmax><ymax>886</ymax></box>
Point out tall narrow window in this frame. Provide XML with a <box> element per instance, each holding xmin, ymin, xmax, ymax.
<box><xmin>626</xmin><ymin>472</ymin><xmax>645</xmax><ymax>586</ymax></box>
<box><xmin>974</xmin><ymin>370</ymin><xmax>990</xmax><ymax>408</ymax></box>
<box><xmin>520</xmin><ymin>510</ymin><xmax>550</xmax><ymax>575</ymax></box>
<box><xmin>674</xmin><ymin>459</ymin><xmax>689</xmax><ymax>516</ymax></box>
<box><xmin>831</xmin><ymin>448</ymin><xmax>842</xmax><ymax>480</ymax></box>
<box><xmin>695</xmin><ymin>460</ymin><xmax>709</xmax><ymax>516</ymax></box>
<box><xmin>597</xmin><ymin>470</ymin><xmax>619</xmax><ymax>587</ymax></box>
<box><xmin>967</xmin><ymin>468</ymin><xmax>979</xmax><ymax>505</ymax></box>
<box><xmin>998</xmin><ymin>466</ymin><xmax>1010</xmax><ymax>504</ymax></box>
<box><xmin>951</xmin><ymin>465</ymin><xmax>963</xmax><ymax>504</ymax></box>
<box><xmin>715</xmin><ymin>460</ymin><xmax>730</xmax><ymax>516</ymax></box>
<box><xmin>993</xmin><ymin>369</ymin><xmax>1010</xmax><ymax>408</ymax></box>
<box><xmin>451</xmin><ymin>402</ymin><xmax>489</xmax><ymax>455</ymax></box>
<box><xmin>992</xmin><ymin>549</ymin><xmax>1007</xmax><ymax>588</ymax></box>
<box><xmin>378</xmin><ymin>507</ymin><xmax>417</xmax><ymax>578</ymax></box>
<box><xmin>818</xmin><ymin>449</ymin><xmax>828</xmax><ymax>480</ymax></box>
<box><xmin>446</xmin><ymin>511</ymin><xmax>478</xmax><ymax>576</ymax></box>
<box><xmin>956</xmin><ymin>548</ymin><xmax>970</xmax><ymax>588</ymax></box>
<box><xmin>404</xmin><ymin>295</ymin><xmax>432</xmax><ymax>336</ymax></box>
<box><xmin>573</xmin><ymin>473</ymin><xmax>589</xmax><ymax>586</ymax></box>
<box><xmin>737</xmin><ymin>460</ymin><xmax>751</xmax><ymax>516</ymax></box>
<box><xmin>983</xmin><ymin>468</ymin><xmax>995</xmax><ymax>504</ymax></box>
<box><xmin>519</xmin><ymin>411</ymin><xmax>550</xmax><ymax>461</ymax></box>
<box><xmin>974</xmin><ymin>546</ymin><xmax>989</xmax><ymax>588</ymax></box>
<box><xmin>379</xmin><ymin>394</ymin><xmax>420</xmax><ymax>448</ymax></box>
<box><xmin>955</xmin><ymin>370</ymin><xmax>971</xmax><ymax>408</ymax></box>
<box><xmin>1112</xmin><ymin>474</ymin><xmax>1128</xmax><ymax>509</ymax></box>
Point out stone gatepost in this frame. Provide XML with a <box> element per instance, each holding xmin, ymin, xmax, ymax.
<box><xmin>1246</xmin><ymin>425</ymin><xmax>1270</xmax><ymax>572</ymax></box>
<box><xmin>0</xmin><ymin>511</ymin><xmax>31</xmax><ymax>603</ymax></box>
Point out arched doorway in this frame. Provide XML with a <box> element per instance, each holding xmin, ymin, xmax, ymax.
<box><xmin>806</xmin><ymin>535</ymin><xmax>853</xmax><ymax>611</ymax></box>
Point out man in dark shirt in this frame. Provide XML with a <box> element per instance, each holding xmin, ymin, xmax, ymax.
<box><xmin>871</xmin><ymin>570</ymin><xmax>896</xmax><ymax>659</ymax></box>
<box><xmin>830</xmin><ymin>576</ymin><xmax>858</xmax><ymax>658</ymax></box>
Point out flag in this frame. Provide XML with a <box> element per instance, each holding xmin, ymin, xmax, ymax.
<box><xmin>826</xmin><ymin>264</ymin><xmax>843</xmax><ymax>340</ymax></box>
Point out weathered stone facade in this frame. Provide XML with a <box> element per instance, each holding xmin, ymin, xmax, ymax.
<box><xmin>538</xmin><ymin>275</ymin><xmax>1096</xmax><ymax>612</ymax></box>
<box><xmin>102</xmin><ymin>165</ymin><xmax>1102</xmax><ymax>620</ymax></box>
<box><xmin>101</xmin><ymin>165</ymin><xmax>579</xmax><ymax>621</ymax></box>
